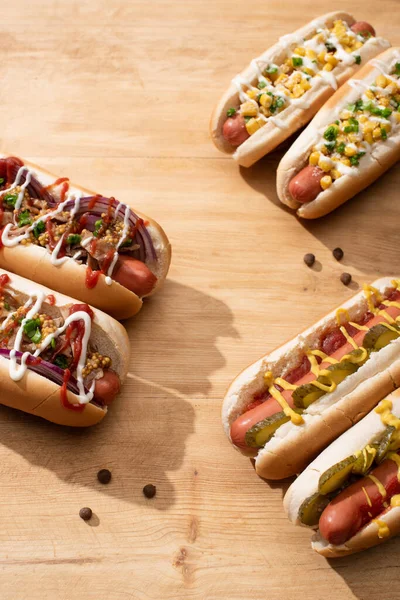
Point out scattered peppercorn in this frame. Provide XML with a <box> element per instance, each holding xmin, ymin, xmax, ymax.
<box><xmin>340</xmin><ymin>272</ymin><xmax>352</xmax><ymax>286</ymax></box>
<box><xmin>79</xmin><ymin>507</ymin><xmax>93</xmax><ymax>521</ymax></box>
<box><xmin>143</xmin><ymin>484</ymin><xmax>156</xmax><ymax>499</ymax></box>
<box><xmin>333</xmin><ymin>247</ymin><xmax>344</xmax><ymax>261</ymax></box>
<box><xmin>97</xmin><ymin>469</ymin><xmax>112</xmax><ymax>484</ymax></box>
<box><xmin>303</xmin><ymin>253</ymin><xmax>315</xmax><ymax>267</ymax></box>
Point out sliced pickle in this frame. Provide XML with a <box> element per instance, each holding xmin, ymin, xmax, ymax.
<box><xmin>292</xmin><ymin>384</ymin><xmax>325</xmax><ymax>409</ymax></box>
<box><xmin>346</xmin><ymin>347</ymin><xmax>370</xmax><ymax>367</ymax></box>
<box><xmin>318</xmin><ymin>456</ymin><xmax>357</xmax><ymax>495</ymax></box>
<box><xmin>298</xmin><ymin>493</ymin><xmax>330</xmax><ymax>527</ymax></box>
<box><xmin>376</xmin><ymin>426</ymin><xmax>397</xmax><ymax>463</ymax></box>
<box><xmin>363</xmin><ymin>323</ymin><xmax>400</xmax><ymax>351</ymax></box>
<box><xmin>245</xmin><ymin>411</ymin><xmax>290</xmax><ymax>448</ymax></box>
<box><xmin>317</xmin><ymin>361</ymin><xmax>358</xmax><ymax>387</ymax></box>
<box><xmin>352</xmin><ymin>444</ymin><xmax>378</xmax><ymax>475</ymax></box>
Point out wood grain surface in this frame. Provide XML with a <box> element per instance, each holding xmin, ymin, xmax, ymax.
<box><xmin>0</xmin><ymin>1</ymin><xmax>399</xmax><ymax>598</ymax></box>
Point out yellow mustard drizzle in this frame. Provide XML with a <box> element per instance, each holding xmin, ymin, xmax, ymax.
<box><xmin>264</xmin><ymin>372</ymin><xmax>304</xmax><ymax>426</ymax></box>
<box><xmin>362</xmin><ymin>486</ymin><xmax>373</xmax><ymax>507</ymax></box>
<box><xmin>375</xmin><ymin>400</ymin><xmax>400</xmax><ymax>430</ymax></box>
<box><xmin>383</xmin><ymin>300</ymin><xmax>400</xmax><ymax>310</ymax></box>
<box><xmin>274</xmin><ymin>377</ymin><xmax>298</xmax><ymax>391</ymax></box>
<box><xmin>339</xmin><ymin>326</ymin><xmax>359</xmax><ymax>349</ymax></box>
<box><xmin>363</xmin><ymin>284</ymin><xmax>383</xmax><ymax>314</ymax></box>
<box><xmin>372</xmin><ymin>519</ymin><xmax>390</xmax><ymax>539</ymax></box>
<box><xmin>368</xmin><ymin>474</ymin><xmax>387</xmax><ymax>499</ymax></box>
<box><xmin>349</xmin><ymin>322</ymin><xmax>369</xmax><ymax>331</ymax></box>
<box><xmin>378</xmin><ymin>310</ymin><xmax>395</xmax><ymax>324</ymax></box>
<box><xmin>308</xmin><ymin>349</ymin><xmax>338</xmax><ymax>364</ymax></box>
<box><xmin>336</xmin><ymin>308</ymin><xmax>350</xmax><ymax>326</ymax></box>
<box><xmin>390</xmin><ymin>494</ymin><xmax>400</xmax><ymax>507</ymax></box>
<box><xmin>388</xmin><ymin>453</ymin><xmax>400</xmax><ymax>483</ymax></box>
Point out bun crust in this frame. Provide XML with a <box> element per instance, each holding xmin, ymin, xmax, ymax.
<box><xmin>222</xmin><ymin>278</ymin><xmax>400</xmax><ymax>478</ymax></box>
<box><xmin>210</xmin><ymin>13</ymin><xmax>390</xmax><ymax>167</ymax></box>
<box><xmin>0</xmin><ymin>269</ymin><xmax>130</xmax><ymax>426</ymax></box>
<box><xmin>0</xmin><ymin>155</ymin><xmax>171</xmax><ymax>319</ymax></box>
<box><xmin>277</xmin><ymin>47</ymin><xmax>400</xmax><ymax>218</ymax></box>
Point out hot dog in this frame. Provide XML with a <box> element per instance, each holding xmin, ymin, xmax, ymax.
<box><xmin>0</xmin><ymin>268</ymin><xmax>129</xmax><ymax>426</ymax></box>
<box><xmin>210</xmin><ymin>12</ymin><xmax>389</xmax><ymax>168</ymax></box>
<box><xmin>0</xmin><ymin>155</ymin><xmax>171</xmax><ymax>319</ymax></box>
<box><xmin>277</xmin><ymin>47</ymin><xmax>400</xmax><ymax>218</ymax></box>
<box><xmin>284</xmin><ymin>390</ymin><xmax>400</xmax><ymax>556</ymax></box>
<box><xmin>223</xmin><ymin>278</ymin><xmax>400</xmax><ymax>480</ymax></box>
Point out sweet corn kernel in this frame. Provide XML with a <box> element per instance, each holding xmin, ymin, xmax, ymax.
<box><xmin>340</xmin><ymin>35</ymin><xmax>351</xmax><ymax>46</ymax></box>
<box><xmin>376</xmin><ymin>74</ymin><xmax>387</xmax><ymax>88</ymax></box>
<box><xmin>365</xmin><ymin>89</ymin><xmax>375</xmax><ymax>100</ymax></box>
<box><xmin>364</xmin><ymin>132</ymin><xmax>373</xmax><ymax>144</ymax></box>
<box><xmin>259</xmin><ymin>93</ymin><xmax>272</xmax><ymax>108</ymax></box>
<box><xmin>240</xmin><ymin>101</ymin><xmax>258</xmax><ymax>117</ymax></box>
<box><xmin>294</xmin><ymin>47</ymin><xmax>306</xmax><ymax>56</ymax></box>
<box><xmin>292</xmin><ymin>84</ymin><xmax>304</xmax><ymax>98</ymax></box>
<box><xmin>306</xmin><ymin>48</ymin><xmax>317</xmax><ymax>59</ymax></box>
<box><xmin>372</xmin><ymin>127</ymin><xmax>382</xmax><ymax>140</ymax></box>
<box><xmin>348</xmin><ymin>133</ymin><xmax>360</xmax><ymax>143</ymax></box>
<box><xmin>303</xmin><ymin>67</ymin><xmax>315</xmax><ymax>78</ymax></box>
<box><xmin>320</xmin><ymin>145</ymin><xmax>329</xmax><ymax>155</ymax></box>
<box><xmin>246</xmin><ymin>89</ymin><xmax>258</xmax><ymax>100</ymax></box>
<box><xmin>393</xmin><ymin>112</ymin><xmax>400</xmax><ymax>123</ymax></box>
<box><xmin>281</xmin><ymin>64</ymin><xmax>291</xmax><ymax>74</ymax></box>
<box><xmin>341</xmin><ymin>157</ymin><xmax>351</xmax><ymax>167</ymax></box>
<box><xmin>381</xmin><ymin>123</ymin><xmax>391</xmax><ymax>133</ymax></box>
<box><xmin>331</xmin><ymin>169</ymin><xmax>342</xmax><ymax>180</ymax></box>
<box><xmin>285</xmin><ymin>58</ymin><xmax>293</xmax><ymax>67</ymax></box>
<box><xmin>379</xmin><ymin>97</ymin><xmax>390</xmax><ymax>107</ymax></box>
<box><xmin>358</xmin><ymin>115</ymin><xmax>368</xmax><ymax>123</ymax></box>
<box><xmin>320</xmin><ymin>175</ymin><xmax>333</xmax><ymax>190</ymax></box>
<box><xmin>245</xmin><ymin>117</ymin><xmax>262</xmax><ymax>135</ymax></box>
<box><xmin>318</xmin><ymin>51</ymin><xmax>326</xmax><ymax>63</ymax></box>
<box><xmin>301</xmin><ymin>79</ymin><xmax>311</xmax><ymax>91</ymax></box>
<box><xmin>309</xmin><ymin>151</ymin><xmax>320</xmax><ymax>166</ymax></box>
<box><xmin>354</xmin><ymin>40</ymin><xmax>363</xmax><ymax>49</ymax></box>
<box><xmin>344</xmin><ymin>145</ymin><xmax>357</xmax><ymax>157</ymax></box>
<box><xmin>315</xmin><ymin>33</ymin><xmax>325</xmax><ymax>43</ymax></box>
<box><xmin>276</xmin><ymin>73</ymin><xmax>288</xmax><ymax>84</ymax></box>
<box><xmin>259</xmin><ymin>106</ymin><xmax>271</xmax><ymax>117</ymax></box>
<box><xmin>363</xmin><ymin>121</ymin><xmax>375</xmax><ymax>133</ymax></box>
<box><xmin>339</xmin><ymin>109</ymin><xmax>352</xmax><ymax>120</ymax></box>
<box><xmin>292</xmin><ymin>72</ymin><xmax>302</xmax><ymax>84</ymax></box>
<box><xmin>344</xmin><ymin>45</ymin><xmax>353</xmax><ymax>53</ymax></box>
<box><xmin>323</xmin><ymin>63</ymin><xmax>334</xmax><ymax>72</ymax></box>
<box><xmin>325</xmin><ymin>54</ymin><xmax>338</xmax><ymax>67</ymax></box>
<box><xmin>318</xmin><ymin>157</ymin><xmax>333</xmax><ymax>172</ymax></box>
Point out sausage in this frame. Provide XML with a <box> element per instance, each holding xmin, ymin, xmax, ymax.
<box><xmin>351</xmin><ymin>22</ymin><xmax>376</xmax><ymax>38</ymax></box>
<box><xmin>319</xmin><ymin>454</ymin><xmax>400</xmax><ymax>545</ymax></box>
<box><xmin>288</xmin><ymin>165</ymin><xmax>325</xmax><ymax>204</ymax></box>
<box><xmin>230</xmin><ymin>300</ymin><xmax>400</xmax><ymax>450</ymax></box>
<box><xmin>94</xmin><ymin>369</ymin><xmax>121</xmax><ymax>405</ymax></box>
<box><xmin>222</xmin><ymin>115</ymin><xmax>250</xmax><ymax>147</ymax></box>
<box><xmin>113</xmin><ymin>255</ymin><xmax>157</xmax><ymax>297</ymax></box>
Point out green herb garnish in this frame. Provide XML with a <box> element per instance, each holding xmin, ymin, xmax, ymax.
<box><xmin>67</xmin><ymin>234</ymin><xmax>81</xmax><ymax>245</ymax></box>
<box><xmin>292</xmin><ymin>57</ymin><xmax>303</xmax><ymax>67</ymax></box>
<box><xmin>50</xmin><ymin>338</ymin><xmax>56</xmax><ymax>349</ymax></box>
<box><xmin>120</xmin><ymin>237</ymin><xmax>132</xmax><ymax>248</ymax></box>
<box><xmin>395</xmin><ymin>63</ymin><xmax>400</xmax><ymax>76</ymax></box>
<box><xmin>257</xmin><ymin>81</ymin><xmax>267</xmax><ymax>90</ymax></box>
<box><xmin>270</xmin><ymin>96</ymin><xmax>285</xmax><ymax>114</ymax></box>
<box><xmin>324</xmin><ymin>141</ymin><xmax>336</xmax><ymax>152</ymax></box>
<box><xmin>33</xmin><ymin>220</ymin><xmax>46</xmax><ymax>238</ymax></box>
<box><xmin>227</xmin><ymin>107</ymin><xmax>236</xmax><ymax>117</ymax></box>
<box><xmin>93</xmin><ymin>219</ymin><xmax>103</xmax><ymax>236</ymax></box>
<box><xmin>3</xmin><ymin>193</ymin><xmax>18</xmax><ymax>208</ymax></box>
<box><xmin>4</xmin><ymin>301</ymin><xmax>10</xmax><ymax>311</ymax></box>
<box><xmin>54</xmin><ymin>354</ymin><xmax>69</xmax><ymax>369</ymax></box>
<box><xmin>325</xmin><ymin>42</ymin><xmax>336</xmax><ymax>53</ymax></box>
<box><xmin>323</xmin><ymin>125</ymin><xmax>338</xmax><ymax>142</ymax></box>
<box><xmin>381</xmin><ymin>128</ymin><xmax>388</xmax><ymax>140</ymax></box>
<box><xmin>349</xmin><ymin>152</ymin><xmax>366</xmax><ymax>167</ymax></box>
<box><xmin>23</xmin><ymin>318</ymin><xmax>42</xmax><ymax>344</ymax></box>
<box><xmin>354</xmin><ymin>55</ymin><xmax>361</xmax><ymax>65</ymax></box>
<box><xmin>18</xmin><ymin>210</ymin><xmax>32</xmax><ymax>227</ymax></box>
<box><xmin>344</xmin><ymin>117</ymin><xmax>359</xmax><ymax>134</ymax></box>
<box><xmin>244</xmin><ymin>116</ymin><xmax>252</xmax><ymax>123</ymax></box>
<box><xmin>336</xmin><ymin>142</ymin><xmax>346</xmax><ymax>154</ymax></box>
<box><xmin>265</xmin><ymin>65</ymin><xmax>278</xmax><ymax>75</ymax></box>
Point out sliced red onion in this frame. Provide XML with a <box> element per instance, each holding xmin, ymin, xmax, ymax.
<box><xmin>5</xmin><ymin>158</ymin><xmax>56</xmax><ymax>204</ymax></box>
<box><xmin>0</xmin><ymin>349</ymin><xmax>83</xmax><ymax>395</ymax></box>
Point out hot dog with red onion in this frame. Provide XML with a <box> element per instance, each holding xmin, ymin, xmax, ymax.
<box><xmin>285</xmin><ymin>390</ymin><xmax>400</xmax><ymax>556</ymax></box>
<box><xmin>222</xmin><ymin>278</ymin><xmax>400</xmax><ymax>480</ymax></box>
<box><xmin>0</xmin><ymin>269</ymin><xmax>129</xmax><ymax>426</ymax></box>
<box><xmin>0</xmin><ymin>155</ymin><xmax>171</xmax><ymax>319</ymax></box>
<box><xmin>210</xmin><ymin>12</ymin><xmax>389</xmax><ymax>168</ymax></box>
<box><xmin>277</xmin><ymin>47</ymin><xmax>400</xmax><ymax>218</ymax></box>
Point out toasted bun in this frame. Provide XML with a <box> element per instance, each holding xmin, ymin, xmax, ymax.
<box><xmin>282</xmin><ymin>389</ymin><xmax>400</xmax><ymax>556</ymax></box>
<box><xmin>210</xmin><ymin>13</ymin><xmax>390</xmax><ymax>167</ymax></box>
<box><xmin>222</xmin><ymin>277</ymin><xmax>400</xmax><ymax>478</ymax></box>
<box><xmin>277</xmin><ymin>47</ymin><xmax>400</xmax><ymax>218</ymax></box>
<box><xmin>0</xmin><ymin>269</ymin><xmax>130</xmax><ymax>426</ymax></box>
<box><xmin>0</xmin><ymin>155</ymin><xmax>171</xmax><ymax>319</ymax></box>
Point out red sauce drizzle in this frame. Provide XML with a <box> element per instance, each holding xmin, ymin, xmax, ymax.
<box><xmin>88</xmin><ymin>195</ymin><xmax>101</xmax><ymax>210</ymax></box>
<box><xmin>46</xmin><ymin>220</ymin><xmax>57</xmax><ymax>251</ymax></box>
<box><xmin>44</xmin><ymin>177</ymin><xmax>70</xmax><ymax>203</ymax></box>
<box><xmin>46</xmin><ymin>294</ymin><xmax>56</xmax><ymax>306</ymax></box>
<box><xmin>60</xmin><ymin>369</ymin><xmax>85</xmax><ymax>412</ymax></box>
<box><xmin>0</xmin><ymin>273</ymin><xmax>10</xmax><ymax>289</ymax></box>
<box><xmin>85</xmin><ymin>246</ymin><xmax>116</xmax><ymax>289</ymax></box>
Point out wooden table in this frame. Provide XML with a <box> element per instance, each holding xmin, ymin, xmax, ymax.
<box><xmin>1</xmin><ymin>1</ymin><xmax>399</xmax><ymax>598</ymax></box>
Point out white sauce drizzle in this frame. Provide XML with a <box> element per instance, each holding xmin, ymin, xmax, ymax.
<box><xmin>105</xmin><ymin>205</ymin><xmax>131</xmax><ymax>285</ymax></box>
<box><xmin>50</xmin><ymin>234</ymin><xmax>70</xmax><ymax>266</ymax></box>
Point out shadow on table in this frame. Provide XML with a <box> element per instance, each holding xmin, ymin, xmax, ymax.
<box><xmin>327</xmin><ymin>536</ymin><xmax>400</xmax><ymax>600</ymax></box>
<box><xmin>0</xmin><ymin>279</ymin><xmax>238</xmax><ymax>510</ymax></box>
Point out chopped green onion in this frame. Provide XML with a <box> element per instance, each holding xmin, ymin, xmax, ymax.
<box><xmin>3</xmin><ymin>193</ymin><xmax>18</xmax><ymax>208</ymax></box>
<box><xmin>227</xmin><ymin>107</ymin><xmax>236</xmax><ymax>117</ymax></box>
<box><xmin>257</xmin><ymin>81</ymin><xmax>267</xmax><ymax>89</ymax></box>
<box><xmin>395</xmin><ymin>63</ymin><xmax>400</xmax><ymax>75</ymax></box>
<box><xmin>325</xmin><ymin>42</ymin><xmax>336</xmax><ymax>53</ymax></box>
<box><xmin>292</xmin><ymin>57</ymin><xmax>303</xmax><ymax>67</ymax></box>
<box><xmin>50</xmin><ymin>338</ymin><xmax>56</xmax><ymax>349</ymax></box>
<box><xmin>23</xmin><ymin>318</ymin><xmax>42</xmax><ymax>344</ymax></box>
<box><xmin>18</xmin><ymin>210</ymin><xmax>32</xmax><ymax>227</ymax></box>
<box><xmin>120</xmin><ymin>237</ymin><xmax>133</xmax><ymax>248</ymax></box>
<box><xmin>323</xmin><ymin>125</ymin><xmax>338</xmax><ymax>142</ymax></box>
<box><xmin>336</xmin><ymin>142</ymin><xmax>346</xmax><ymax>154</ymax></box>
<box><xmin>265</xmin><ymin>65</ymin><xmax>278</xmax><ymax>75</ymax></box>
<box><xmin>244</xmin><ymin>116</ymin><xmax>252</xmax><ymax>123</ymax></box>
<box><xmin>334</xmin><ymin>120</ymin><xmax>340</xmax><ymax>125</ymax></box>
<box><xmin>354</xmin><ymin>55</ymin><xmax>361</xmax><ymax>65</ymax></box>
<box><xmin>33</xmin><ymin>220</ymin><xmax>46</xmax><ymax>238</ymax></box>
<box><xmin>324</xmin><ymin>141</ymin><xmax>336</xmax><ymax>152</ymax></box>
<box><xmin>344</xmin><ymin>117</ymin><xmax>359</xmax><ymax>134</ymax></box>
<box><xmin>350</xmin><ymin>152</ymin><xmax>366</xmax><ymax>167</ymax></box>
<box><xmin>67</xmin><ymin>234</ymin><xmax>81</xmax><ymax>245</ymax></box>
<box><xmin>381</xmin><ymin>128</ymin><xmax>388</xmax><ymax>140</ymax></box>
<box><xmin>93</xmin><ymin>219</ymin><xmax>103</xmax><ymax>237</ymax></box>
<box><xmin>54</xmin><ymin>354</ymin><xmax>69</xmax><ymax>369</ymax></box>
<box><xmin>4</xmin><ymin>301</ymin><xmax>10</xmax><ymax>311</ymax></box>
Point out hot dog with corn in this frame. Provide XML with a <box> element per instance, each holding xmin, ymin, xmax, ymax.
<box><xmin>210</xmin><ymin>12</ymin><xmax>389</xmax><ymax>167</ymax></box>
<box><xmin>223</xmin><ymin>278</ymin><xmax>400</xmax><ymax>479</ymax></box>
<box><xmin>277</xmin><ymin>47</ymin><xmax>400</xmax><ymax>218</ymax></box>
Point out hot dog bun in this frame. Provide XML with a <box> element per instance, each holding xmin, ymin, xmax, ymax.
<box><xmin>222</xmin><ymin>278</ymin><xmax>400</xmax><ymax>479</ymax></box>
<box><xmin>210</xmin><ymin>12</ymin><xmax>390</xmax><ymax>168</ymax></box>
<box><xmin>0</xmin><ymin>269</ymin><xmax>129</xmax><ymax>427</ymax></box>
<box><xmin>277</xmin><ymin>47</ymin><xmax>400</xmax><ymax>218</ymax></box>
<box><xmin>284</xmin><ymin>389</ymin><xmax>400</xmax><ymax>556</ymax></box>
<box><xmin>0</xmin><ymin>155</ymin><xmax>171</xmax><ymax>319</ymax></box>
